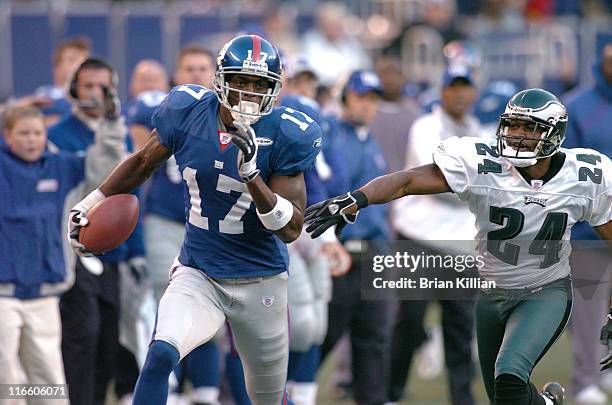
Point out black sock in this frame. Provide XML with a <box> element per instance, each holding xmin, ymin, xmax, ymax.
<box><xmin>494</xmin><ymin>373</ymin><xmax>545</xmax><ymax>405</ymax></box>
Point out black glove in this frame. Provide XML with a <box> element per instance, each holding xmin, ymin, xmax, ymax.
<box><xmin>600</xmin><ymin>312</ymin><xmax>612</xmax><ymax>371</ymax></box>
<box><xmin>102</xmin><ymin>85</ymin><xmax>121</xmax><ymax>121</ymax></box>
<box><xmin>230</xmin><ymin>120</ymin><xmax>260</xmax><ymax>182</ymax></box>
<box><xmin>304</xmin><ymin>191</ymin><xmax>368</xmax><ymax>238</ymax></box>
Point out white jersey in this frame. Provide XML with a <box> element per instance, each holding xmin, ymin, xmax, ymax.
<box><xmin>433</xmin><ymin>136</ymin><xmax>612</xmax><ymax>288</ymax></box>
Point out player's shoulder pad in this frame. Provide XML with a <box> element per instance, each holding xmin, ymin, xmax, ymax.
<box><xmin>264</xmin><ymin>107</ymin><xmax>322</xmax><ymax>176</ymax></box>
<box><xmin>281</xmin><ymin>96</ymin><xmax>323</xmax><ymax>125</ymax></box>
<box><xmin>272</xmin><ymin>106</ymin><xmax>322</xmax><ymax>147</ymax></box>
<box><xmin>152</xmin><ymin>85</ymin><xmax>214</xmax><ymax>134</ymax></box>
<box><xmin>160</xmin><ymin>84</ymin><xmax>210</xmax><ymax>112</ymax></box>
<box><xmin>563</xmin><ymin>147</ymin><xmax>612</xmax><ymax>190</ymax></box>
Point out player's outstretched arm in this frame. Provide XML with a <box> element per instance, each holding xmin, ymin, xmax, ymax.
<box><xmin>305</xmin><ymin>164</ymin><xmax>451</xmax><ymax>238</ymax></box>
<box><xmin>359</xmin><ymin>163</ymin><xmax>451</xmax><ymax>205</ymax></box>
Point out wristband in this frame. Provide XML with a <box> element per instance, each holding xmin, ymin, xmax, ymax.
<box><xmin>257</xmin><ymin>194</ymin><xmax>294</xmax><ymax>231</ymax></box>
<box><xmin>351</xmin><ymin>190</ymin><xmax>369</xmax><ymax>209</ymax></box>
<box><xmin>77</xmin><ymin>188</ymin><xmax>106</xmax><ymax>212</ymax></box>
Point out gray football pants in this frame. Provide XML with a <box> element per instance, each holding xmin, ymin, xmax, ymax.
<box><xmin>154</xmin><ymin>265</ymin><xmax>289</xmax><ymax>405</ymax></box>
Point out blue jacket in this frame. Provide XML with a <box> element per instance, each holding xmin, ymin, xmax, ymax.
<box><xmin>48</xmin><ymin>114</ymin><xmax>145</xmax><ymax>261</ymax></box>
<box><xmin>329</xmin><ymin>117</ymin><xmax>390</xmax><ymax>241</ymax></box>
<box><xmin>0</xmin><ymin>144</ymin><xmax>83</xmax><ymax>299</ymax></box>
<box><xmin>563</xmin><ymin>57</ymin><xmax>612</xmax><ymax>240</ymax></box>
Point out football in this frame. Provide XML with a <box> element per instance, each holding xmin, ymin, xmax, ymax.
<box><xmin>78</xmin><ymin>194</ymin><xmax>140</xmax><ymax>254</ymax></box>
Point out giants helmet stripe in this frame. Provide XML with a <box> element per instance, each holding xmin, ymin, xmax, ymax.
<box><xmin>252</xmin><ymin>35</ymin><xmax>261</xmax><ymax>62</ymax></box>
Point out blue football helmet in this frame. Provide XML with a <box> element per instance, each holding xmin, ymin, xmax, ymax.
<box><xmin>214</xmin><ymin>35</ymin><xmax>283</xmax><ymax>124</ymax></box>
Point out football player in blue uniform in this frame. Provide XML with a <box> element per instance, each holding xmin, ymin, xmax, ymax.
<box><xmin>68</xmin><ymin>34</ymin><xmax>321</xmax><ymax>405</ymax></box>
<box><xmin>127</xmin><ymin>52</ymin><xmax>223</xmax><ymax>405</ymax></box>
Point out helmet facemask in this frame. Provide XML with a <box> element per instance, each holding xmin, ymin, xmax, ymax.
<box><xmin>496</xmin><ymin>114</ymin><xmax>565</xmax><ymax>167</ymax></box>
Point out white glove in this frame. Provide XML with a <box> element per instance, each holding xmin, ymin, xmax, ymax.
<box><xmin>230</xmin><ymin>120</ymin><xmax>260</xmax><ymax>182</ymax></box>
<box><xmin>67</xmin><ymin>189</ymin><xmax>106</xmax><ymax>257</ymax></box>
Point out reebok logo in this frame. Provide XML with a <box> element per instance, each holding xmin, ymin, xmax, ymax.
<box><xmin>256</xmin><ymin>137</ymin><xmax>274</xmax><ymax>147</ymax></box>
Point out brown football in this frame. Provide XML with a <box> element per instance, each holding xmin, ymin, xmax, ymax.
<box><xmin>78</xmin><ymin>194</ymin><xmax>139</xmax><ymax>254</ymax></box>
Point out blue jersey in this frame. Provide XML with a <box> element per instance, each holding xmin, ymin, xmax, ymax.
<box><xmin>152</xmin><ymin>85</ymin><xmax>321</xmax><ymax>278</ymax></box>
<box><xmin>0</xmin><ymin>144</ymin><xmax>84</xmax><ymax>299</ymax></box>
<box><xmin>128</xmin><ymin>91</ymin><xmax>185</xmax><ymax>223</ymax></box>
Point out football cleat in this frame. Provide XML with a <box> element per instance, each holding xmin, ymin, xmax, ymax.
<box><xmin>542</xmin><ymin>381</ymin><xmax>565</xmax><ymax>405</ymax></box>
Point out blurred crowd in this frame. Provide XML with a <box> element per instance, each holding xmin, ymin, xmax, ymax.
<box><xmin>0</xmin><ymin>1</ymin><xmax>611</xmax><ymax>405</ymax></box>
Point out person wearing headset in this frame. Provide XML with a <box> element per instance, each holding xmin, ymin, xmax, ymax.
<box><xmin>46</xmin><ymin>57</ymin><xmax>139</xmax><ymax>405</ymax></box>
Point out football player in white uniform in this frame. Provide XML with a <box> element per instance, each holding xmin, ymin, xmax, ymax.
<box><xmin>305</xmin><ymin>88</ymin><xmax>612</xmax><ymax>405</ymax></box>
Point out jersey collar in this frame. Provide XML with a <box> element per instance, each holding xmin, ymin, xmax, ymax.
<box><xmin>516</xmin><ymin>152</ymin><xmax>566</xmax><ymax>186</ymax></box>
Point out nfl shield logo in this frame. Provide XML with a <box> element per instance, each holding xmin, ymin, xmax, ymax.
<box><xmin>262</xmin><ymin>296</ymin><xmax>275</xmax><ymax>307</ymax></box>
<box><xmin>218</xmin><ymin>131</ymin><xmax>232</xmax><ymax>151</ymax></box>
<box><xmin>531</xmin><ymin>180</ymin><xmax>544</xmax><ymax>191</ymax></box>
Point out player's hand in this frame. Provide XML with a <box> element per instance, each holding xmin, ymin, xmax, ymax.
<box><xmin>68</xmin><ymin>207</ymin><xmax>93</xmax><ymax>257</ymax></box>
<box><xmin>304</xmin><ymin>192</ymin><xmax>363</xmax><ymax>238</ymax></box>
<box><xmin>230</xmin><ymin>120</ymin><xmax>260</xmax><ymax>182</ymax></box>
<box><xmin>322</xmin><ymin>241</ymin><xmax>352</xmax><ymax>277</ymax></box>
<box><xmin>600</xmin><ymin>312</ymin><xmax>612</xmax><ymax>370</ymax></box>
<box><xmin>102</xmin><ymin>85</ymin><xmax>121</xmax><ymax>121</ymax></box>
<box><xmin>67</xmin><ymin>189</ymin><xmax>106</xmax><ymax>257</ymax></box>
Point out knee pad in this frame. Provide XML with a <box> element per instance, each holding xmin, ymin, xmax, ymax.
<box><xmin>144</xmin><ymin>340</ymin><xmax>180</xmax><ymax>374</ymax></box>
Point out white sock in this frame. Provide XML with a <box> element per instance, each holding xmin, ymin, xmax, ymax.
<box><xmin>290</xmin><ymin>382</ymin><xmax>318</xmax><ymax>405</ymax></box>
<box><xmin>191</xmin><ymin>386</ymin><xmax>220</xmax><ymax>405</ymax></box>
<box><xmin>541</xmin><ymin>394</ymin><xmax>554</xmax><ymax>405</ymax></box>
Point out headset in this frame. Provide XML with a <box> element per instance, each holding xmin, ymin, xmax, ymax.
<box><xmin>68</xmin><ymin>57</ymin><xmax>119</xmax><ymax>106</ymax></box>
